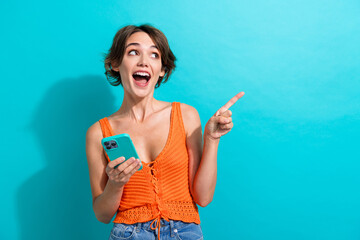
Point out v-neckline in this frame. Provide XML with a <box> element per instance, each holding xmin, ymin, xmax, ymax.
<box><xmin>105</xmin><ymin>102</ymin><xmax>175</xmax><ymax>167</ymax></box>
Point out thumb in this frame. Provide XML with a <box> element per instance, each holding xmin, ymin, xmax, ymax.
<box><xmin>221</xmin><ymin>109</ymin><xmax>232</xmax><ymax>118</ymax></box>
<box><xmin>213</xmin><ymin>115</ymin><xmax>231</xmax><ymax>125</ymax></box>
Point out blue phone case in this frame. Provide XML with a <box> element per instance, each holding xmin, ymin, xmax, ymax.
<box><xmin>101</xmin><ymin>133</ymin><xmax>143</xmax><ymax>171</ymax></box>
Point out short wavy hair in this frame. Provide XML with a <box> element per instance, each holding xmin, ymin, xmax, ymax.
<box><xmin>104</xmin><ymin>24</ymin><xmax>176</xmax><ymax>88</ymax></box>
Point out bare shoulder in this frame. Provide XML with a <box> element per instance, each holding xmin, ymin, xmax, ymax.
<box><xmin>179</xmin><ymin>103</ymin><xmax>200</xmax><ymax>119</ymax></box>
<box><xmin>85</xmin><ymin>120</ymin><xmax>107</xmax><ymax>168</ymax></box>
<box><xmin>86</xmin><ymin>121</ymin><xmax>103</xmax><ymax>143</ymax></box>
<box><xmin>179</xmin><ymin>103</ymin><xmax>201</xmax><ymax>136</ymax></box>
<box><xmin>85</xmin><ymin>121</ymin><xmax>105</xmax><ymax>161</ymax></box>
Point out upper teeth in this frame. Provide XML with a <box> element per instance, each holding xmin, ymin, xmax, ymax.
<box><xmin>134</xmin><ymin>72</ymin><xmax>150</xmax><ymax>77</ymax></box>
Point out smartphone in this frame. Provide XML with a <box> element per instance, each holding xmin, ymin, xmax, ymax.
<box><xmin>101</xmin><ymin>133</ymin><xmax>143</xmax><ymax>171</ymax></box>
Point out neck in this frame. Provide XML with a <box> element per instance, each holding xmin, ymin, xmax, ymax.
<box><xmin>118</xmin><ymin>93</ymin><xmax>160</xmax><ymax>123</ymax></box>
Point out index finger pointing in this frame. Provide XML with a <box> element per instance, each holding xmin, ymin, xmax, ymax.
<box><xmin>216</xmin><ymin>92</ymin><xmax>245</xmax><ymax>116</ymax></box>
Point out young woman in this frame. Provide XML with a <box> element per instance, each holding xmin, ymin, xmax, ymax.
<box><xmin>86</xmin><ymin>24</ymin><xmax>244</xmax><ymax>240</ymax></box>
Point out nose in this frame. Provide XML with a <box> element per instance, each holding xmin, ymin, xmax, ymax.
<box><xmin>137</xmin><ymin>54</ymin><xmax>149</xmax><ymax>67</ymax></box>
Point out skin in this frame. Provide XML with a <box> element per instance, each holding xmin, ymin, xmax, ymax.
<box><xmin>85</xmin><ymin>31</ymin><xmax>245</xmax><ymax>223</ymax></box>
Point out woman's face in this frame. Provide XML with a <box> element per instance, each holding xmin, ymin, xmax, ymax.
<box><xmin>113</xmin><ymin>31</ymin><xmax>165</xmax><ymax>98</ymax></box>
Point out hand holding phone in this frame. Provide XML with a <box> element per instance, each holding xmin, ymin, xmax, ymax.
<box><xmin>101</xmin><ymin>133</ymin><xmax>143</xmax><ymax>171</ymax></box>
<box><xmin>105</xmin><ymin>156</ymin><xmax>141</xmax><ymax>187</ymax></box>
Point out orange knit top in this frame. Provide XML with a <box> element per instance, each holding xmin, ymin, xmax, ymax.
<box><xmin>98</xmin><ymin>102</ymin><xmax>200</xmax><ymax>228</ymax></box>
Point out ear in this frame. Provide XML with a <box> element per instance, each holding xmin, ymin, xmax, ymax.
<box><xmin>111</xmin><ymin>61</ymin><xmax>120</xmax><ymax>72</ymax></box>
<box><xmin>160</xmin><ymin>67</ymin><xmax>166</xmax><ymax>77</ymax></box>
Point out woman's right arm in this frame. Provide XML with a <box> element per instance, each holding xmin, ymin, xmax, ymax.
<box><xmin>85</xmin><ymin>122</ymin><xmax>141</xmax><ymax>224</ymax></box>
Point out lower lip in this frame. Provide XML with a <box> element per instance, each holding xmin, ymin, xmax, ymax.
<box><xmin>133</xmin><ymin>78</ymin><xmax>150</xmax><ymax>87</ymax></box>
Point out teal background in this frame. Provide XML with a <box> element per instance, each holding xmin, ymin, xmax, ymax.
<box><xmin>1</xmin><ymin>0</ymin><xmax>359</xmax><ymax>239</ymax></box>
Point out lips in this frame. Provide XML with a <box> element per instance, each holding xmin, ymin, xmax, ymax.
<box><xmin>132</xmin><ymin>71</ymin><xmax>151</xmax><ymax>87</ymax></box>
<box><xmin>132</xmin><ymin>71</ymin><xmax>151</xmax><ymax>81</ymax></box>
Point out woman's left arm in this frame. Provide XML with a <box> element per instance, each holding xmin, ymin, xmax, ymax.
<box><xmin>182</xmin><ymin>92</ymin><xmax>245</xmax><ymax>207</ymax></box>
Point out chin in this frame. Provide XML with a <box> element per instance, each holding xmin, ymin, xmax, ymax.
<box><xmin>131</xmin><ymin>86</ymin><xmax>155</xmax><ymax>98</ymax></box>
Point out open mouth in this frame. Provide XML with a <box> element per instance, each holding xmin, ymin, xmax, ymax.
<box><xmin>132</xmin><ymin>71</ymin><xmax>151</xmax><ymax>83</ymax></box>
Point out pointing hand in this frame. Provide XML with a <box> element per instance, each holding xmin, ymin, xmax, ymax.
<box><xmin>204</xmin><ymin>92</ymin><xmax>245</xmax><ymax>141</ymax></box>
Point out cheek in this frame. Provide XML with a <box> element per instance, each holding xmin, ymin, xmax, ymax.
<box><xmin>118</xmin><ymin>64</ymin><xmax>131</xmax><ymax>78</ymax></box>
<box><xmin>153</xmin><ymin>63</ymin><xmax>163</xmax><ymax>74</ymax></box>
<box><xmin>118</xmin><ymin>72</ymin><xmax>132</xmax><ymax>88</ymax></box>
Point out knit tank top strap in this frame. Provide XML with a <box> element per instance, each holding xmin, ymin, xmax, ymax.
<box><xmin>173</xmin><ymin>102</ymin><xmax>186</xmax><ymax>137</ymax></box>
<box><xmin>98</xmin><ymin>117</ymin><xmax>114</xmax><ymax>138</ymax></box>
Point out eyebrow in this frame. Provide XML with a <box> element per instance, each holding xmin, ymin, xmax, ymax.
<box><xmin>125</xmin><ymin>42</ymin><xmax>158</xmax><ymax>49</ymax></box>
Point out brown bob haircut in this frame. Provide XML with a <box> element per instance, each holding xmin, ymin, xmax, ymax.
<box><xmin>104</xmin><ymin>24</ymin><xmax>176</xmax><ymax>88</ymax></box>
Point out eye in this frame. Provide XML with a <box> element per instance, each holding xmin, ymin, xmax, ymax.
<box><xmin>129</xmin><ymin>50</ymin><xmax>137</xmax><ymax>55</ymax></box>
<box><xmin>151</xmin><ymin>52</ymin><xmax>159</xmax><ymax>58</ymax></box>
